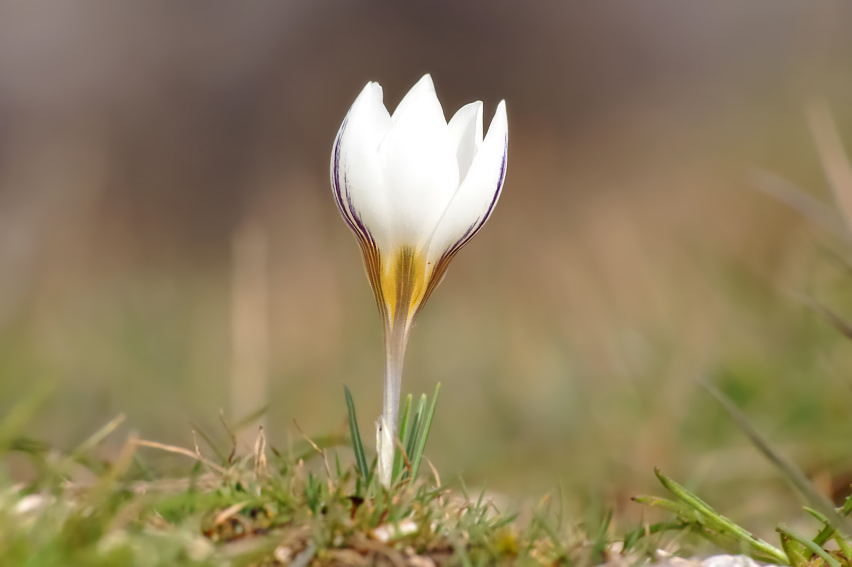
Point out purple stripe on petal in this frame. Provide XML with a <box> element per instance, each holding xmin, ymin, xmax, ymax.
<box><xmin>331</xmin><ymin>116</ymin><xmax>354</xmax><ymax>230</ymax></box>
<box><xmin>477</xmin><ymin>133</ymin><xmax>508</xmax><ymax>230</ymax></box>
<box><xmin>332</xmin><ymin>113</ymin><xmax>376</xmax><ymax>251</ymax></box>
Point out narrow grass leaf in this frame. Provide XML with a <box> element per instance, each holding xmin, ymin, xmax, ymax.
<box><xmin>701</xmin><ymin>379</ymin><xmax>851</xmax><ymax>536</ymax></box>
<box><xmin>654</xmin><ymin>468</ymin><xmax>788</xmax><ymax>564</ymax></box>
<box><xmin>405</xmin><ymin>394</ymin><xmax>427</xmax><ymax>463</ymax></box>
<box><xmin>87</xmin><ymin>432</ymin><xmax>140</xmax><ymax>507</ymax></box>
<box><xmin>777</xmin><ymin>524</ymin><xmax>841</xmax><ymax>567</ymax></box>
<box><xmin>694</xmin><ymin>528</ymin><xmax>787</xmax><ymax>565</ymax></box>
<box><xmin>453</xmin><ymin>540</ymin><xmax>474</xmax><ymax>567</ymax></box>
<box><xmin>234</xmin><ymin>404</ymin><xmax>269</xmax><ymax>431</ymax></box>
<box><xmin>344</xmin><ymin>386</ymin><xmax>368</xmax><ymax>480</ymax></box>
<box><xmin>410</xmin><ymin>383</ymin><xmax>440</xmax><ymax>481</ymax></box>
<box><xmin>591</xmin><ymin>509</ymin><xmax>612</xmax><ymax>565</ymax></box>
<box><xmin>803</xmin><ymin>507</ymin><xmax>835</xmax><ymax>532</ymax></box>
<box><xmin>190</xmin><ymin>421</ymin><xmax>228</xmax><ymax>462</ymax></box>
<box><xmin>632</xmin><ymin>495</ymin><xmax>687</xmax><ymax>514</ymax></box>
<box><xmin>622</xmin><ymin>521</ymin><xmax>688</xmax><ymax>552</ymax></box>
<box><xmin>814</xmin><ymin>492</ymin><xmax>852</xmax><ymax>547</ymax></box>
<box><xmin>800</xmin><ymin>507</ymin><xmax>852</xmax><ymax>561</ymax></box>
<box><xmin>404</xmin><ymin>413</ymin><xmax>420</xmax><ymax>469</ymax></box>
<box><xmin>779</xmin><ymin>532</ymin><xmax>808</xmax><ymax>567</ymax></box>
<box><xmin>71</xmin><ymin>413</ymin><xmax>126</xmax><ymax>458</ymax></box>
<box><xmin>9</xmin><ymin>436</ymin><xmax>51</xmax><ymax>455</ymax></box>
<box><xmin>490</xmin><ymin>513</ymin><xmax>519</xmax><ymax>530</ymax></box>
<box><xmin>835</xmin><ymin>533</ymin><xmax>852</xmax><ymax>562</ymax></box>
<box><xmin>365</xmin><ymin>455</ymin><xmax>378</xmax><ymax>493</ymax></box>
<box><xmin>393</xmin><ymin>394</ymin><xmax>413</xmax><ymax>481</ymax></box>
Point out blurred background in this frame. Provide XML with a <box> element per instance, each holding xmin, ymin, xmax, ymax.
<box><xmin>3</xmin><ymin>0</ymin><xmax>852</xmax><ymax>530</ymax></box>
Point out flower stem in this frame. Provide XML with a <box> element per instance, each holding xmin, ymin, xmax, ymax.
<box><xmin>378</xmin><ymin>319</ymin><xmax>409</xmax><ymax>487</ymax></box>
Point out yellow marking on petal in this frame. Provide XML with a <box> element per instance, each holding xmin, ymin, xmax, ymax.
<box><xmin>356</xmin><ymin>238</ymin><xmax>454</xmax><ymax>330</ymax></box>
<box><xmin>379</xmin><ymin>246</ymin><xmax>431</xmax><ymax>327</ymax></box>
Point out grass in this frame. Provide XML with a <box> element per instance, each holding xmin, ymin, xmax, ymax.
<box><xmin>0</xmin><ymin>385</ymin><xmax>631</xmax><ymax>567</ymax></box>
<box><xmin>630</xmin><ymin>467</ymin><xmax>852</xmax><ymax>567</ymax></box>
<box><xmin>623</xmin><ymin>286</ymin><xmax>852</xmax><ymax>567</ymax></box>
<box><xmin>4</xmin><ymin>305</ymin><xmax>852</xmax><ymax>566</ymax></box>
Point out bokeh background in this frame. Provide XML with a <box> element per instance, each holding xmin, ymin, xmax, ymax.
<box><xmin>3</xmin><ymin>1</ymin><xmax>852</xmax><ymax>529</ymax></box>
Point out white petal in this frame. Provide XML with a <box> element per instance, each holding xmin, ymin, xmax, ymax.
<box><xmin>378</xmin><ymin>77</ymin><xmax>459</xmax><ymax>248</ymax></box>
<box><xmin>391</xmin><ymin>74</ymin><xmax>436</xmax><ymax>123</ymax></box>
<box><xmin>427</xmin><ymin>100</ymin><xmax>507</xmax><ymax>262</ymax></box>
<box><xmin>447</xmin><ymin>101</ymin><xmax>483</xmax><ymax>185</ymax></box>
<box><xmin>331</xmin><ymin>82</ymin><xmax>393</xmax><ymax>249</ymax></box>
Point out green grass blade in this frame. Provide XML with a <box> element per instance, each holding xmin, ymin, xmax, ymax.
<box><xmin>632</xmin><ymin>495</ymin><xmax>695</xmax><ymax>517</ymax></box>
<box><xmin>9</xmin><ymin>436</ymin><xmax>51</xmax><ymax>455</ymax></box>
<box><xmin>453</xmin><ymin>540</ymin><xmax>474</xmax><ymax>567</ymax></box>
<box><xmin>344</xmin><ymin>386</ymin><xmax>368</xmax><ymax>480</ymax></box>
<box><xmin>71</xmin><ymin>413</ymin><xmax>126</xmax><ymax>458</ymax></box>
<box><xmin>392</xmin><ymin>394</ymin><xmax>413</xmax><ymax>481</ymax></box>
<box><xmin>190</xmin><ymin>421</ymin><xmax>228</xmax><ymax>462</ymax></box>
<box><xmin>622</xmin><ymin>521</ymin><xmax>688</xmax><ymax>552</ymax></box>
<box><xmin>779</xmin><ymin>532</ymin><xmax>808</xmax><ymax>567</ymax></box>
<box><xmin>814</xmin><ymin>493</ymin><xmax>852</xmax><ymax>546</ymax></box>
<box><xmin>655</xmin><ymin>469</ymin><xmax>788</xmax><ymax>564</ymax></box>
<box><xmin>777</xmin><ymin>524</ymin><xmax>841</xmax><ymax>567</ymax></box>
<box><xmin>804</xmin><ymin>507</ymin><xmax>834</xmax><ymax>531</ymax></box>
<box><xmin>365</xmin><ymin>455</ymin><xmax>378</xmax><ymax>493</ymax></box>
<box><xmin>399</xmin><ymin>394</ymin><xmax>413</xmax><ymax>442</ymax></box>
<box><xmin>798</xmin><ymin>507</ymin><xmax>852</xmax><ymax>564</ymax></box>
<box><xmin>233</xmin><ymin>404</ymin><xmax>269</xmax><ymax>431</ymax></box>
<box><xmin>410</xmin><ymin>383</ymin><xmax>440</xmax><ymax>481</ymax></box>
<box><xmin>701</xmin><ymin>380</ymin><xmax>851</xmax><ymax>536</ymax></box>
<box><xmin>405</xmin><ymin>394</ymin><xmax>427</xmax><ymax>461</ymax></box>
<box><xmin>835</xmin><ymin>533</ymin><xmax>852</xmax><ymax>562</ymax></box>
<box><xmin>590</xmin><ymin>508</ymin><xmax>612</xmax><ymax>565</ymax></box>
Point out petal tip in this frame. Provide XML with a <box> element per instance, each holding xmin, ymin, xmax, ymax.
<box><xmin>496</xmin><ymin>100</ymin><xmax>507</xmax><ymax>119</ymax></box>
<box><xmin>408</xmin><ymin>74</ymin><xmax>436</xmax><ymax>97</ymax></box>
<box><xmin>369</xmin><ymin>82</ymin><xmax>384</xmax><ymax>101</ymax></box>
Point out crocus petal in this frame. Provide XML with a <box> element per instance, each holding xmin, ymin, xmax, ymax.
<box><xmin>427</xmin><ymin>100</ymin><xmax>508</xmax><ymax>265</ymax></box>
<box><xmin>447</xmin><ymin>101</ymin><xmax>483</xmax><ymax>186</ymax></box>
<box><xmin>331</xmin><ymin>82</ymin><xmax>393</xmax><ymax>251</ymax></box>
<box><xmin>378</xmin><ymin>77</ymin><xmax>459</xmax><ymax>248</ymax></box>
<box><xmin>391</xmin><ymin>74</ymin><xmax>434</xmax><ymax>123</ymax></box>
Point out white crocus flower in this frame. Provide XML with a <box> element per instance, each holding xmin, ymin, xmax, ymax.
<box><xmin>331</xmin><ymin>74</ymin><xmax>508</xmax><ymax>487</ymax></box>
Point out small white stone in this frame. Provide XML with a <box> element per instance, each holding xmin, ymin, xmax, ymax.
<box><xmin>371</xmin><ymin>519</ymin><xmax>419</xmax><ymax>542</ymax></box>
<box><xmin>408</xmin><ymin>555</ymin><xmax>436</xmax><ymax>567</ymax></box>
<box><xmin>186</xmin><ymin>537</ymin><xmax>213</xmax><ymax>561</ymax></box>
<box><xmin>702</xmin><ymin>555</ymin><xmax>767</xmax><ymax>567</ymax></box>
<box><xmin>15</xmin><ymin>494</ymin><xmax>48</xmax><ymax>514</ymax></box>
<box><xmin>97</xmin><ymin>531</ymin><xmax>128</xmax><ymax>554</ymax></box>
<box><xmin>274</xmin><ymin>545</ymin><xmax>292</xmax><ymax>563</ymax></box>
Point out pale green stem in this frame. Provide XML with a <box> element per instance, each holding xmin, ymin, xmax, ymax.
<box><xmin>378</xmin><ymin>318</ymin><xmax>411</xmax><ymax>487</ymax></box>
